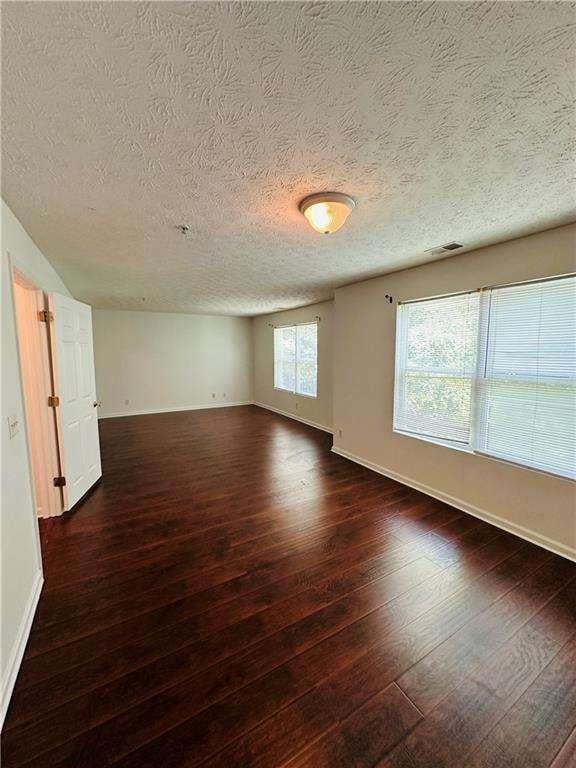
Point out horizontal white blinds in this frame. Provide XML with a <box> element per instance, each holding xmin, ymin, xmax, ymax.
<box><xmin>274</xmin><ymin>323</ymin><xmax>318</xmax><ymax>396</ymax></box>
<box><xmin>296</xmin><ymin>323</ymin><xmax>318</xmax><ymax>397</ymax></box>
<box><xmin>394</xmin><ymin>292</ymin><xmax>480</xmax><ymax>444</ymax></box>
<box><xmin>393</xmin><ymin>275</ymin><xmax>576</xmax><ymax>479</ymax></box>
<box><xmin>475</xmin><ymin>276</ymin><xmax>576</xmax><ymax>478</ymax></box>
<box><xmin>274</xmin><ymin>326</ymin><xmax>296</xmax><ymax>392</ymax></box>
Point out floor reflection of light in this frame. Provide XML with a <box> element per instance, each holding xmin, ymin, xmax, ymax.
<box><xmin>417</xmin><ymin>532</ymin><xmax>457</xmax><ymax>561</ymax></box>
<box><xmin>262</xmin><ymin>423</ymin><xmax>329</xmax><ymax>530</ymax></box>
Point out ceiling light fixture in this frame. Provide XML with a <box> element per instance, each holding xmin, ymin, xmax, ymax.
<box><xmin>299</xmin><ymin>192</ymin><xmax>356</xmax><ymax>234</ymax></box>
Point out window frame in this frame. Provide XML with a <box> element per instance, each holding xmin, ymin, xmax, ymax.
<box><xmin>393</xmin><ymin>274</ymin><xmax>576</xmax><ymax>481</ymax></box>
<box><xmin>273</xmin><ymin>320</ymin><xmax>318</xmax><ymax>399</ymax></box>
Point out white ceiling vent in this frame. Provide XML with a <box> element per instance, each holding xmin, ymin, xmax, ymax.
<box><xmin>424</xmin><ymin>242</ymin><xmax>463</xmax><ymax>256</ymax></box>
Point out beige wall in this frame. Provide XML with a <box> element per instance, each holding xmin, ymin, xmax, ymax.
<box><xmin>93</xmin><ymin>310</ymin><xmax>253</xmax><ymax>418</ymax></box>
<box><xmin>333</xmin><ymin>224</ymin><xmax>576</xmax><ymax>560</ymax></box>
<box><xmin>253</xmin><ymin>301</ymin><xmax>333</xmax><ymax>432</ymax></box>
<box><xmin>1</xmin><ymin>199</ymin><xmax>71</xmax><ymax>723</ymax></box>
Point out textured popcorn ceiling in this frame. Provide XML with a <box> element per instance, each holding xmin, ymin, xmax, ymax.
<box><xmin>2</xmin><ymin>1</ymin><xmax>575</xmax><ymax>316</ymax></box>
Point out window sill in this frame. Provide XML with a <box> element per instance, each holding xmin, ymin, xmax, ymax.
<box><xmin>393</xmin><ymin>429</ymin><xmax>472</xmax><ymax>454</ymax></box>
<box><xmin>273</xmin><ymin>387</ymin><xmax>317</xmax><ymax>400</ymax></box>
<box><xmin>393</xmin><ymin>429</ymin><xmax>574</xmax><ymax>482</ymax></box>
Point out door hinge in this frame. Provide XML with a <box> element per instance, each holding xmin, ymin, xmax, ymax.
<box><xmin>53</xmin><ymin>476</ymin><xmax>66</xmax><ymax>487</ymax></box>
<box><xmin>48</xmin><ymin>395</ymin><xmax>60</xmax><ymax>407</ymax></box>
<box><xmin>38</xmin><ymin>310</ymin><xmax>54</xmax><ymax>323</ymax></box>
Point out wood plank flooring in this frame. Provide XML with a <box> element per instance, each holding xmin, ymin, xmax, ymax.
<box><xmin>3</xmin><ymin>405</ymin><xmax>575</xmax><ymax>767</ymax></box>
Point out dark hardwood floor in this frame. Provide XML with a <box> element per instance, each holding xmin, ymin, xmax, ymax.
<box><xmin>3</xmin><ymin>405</ymin><xmax>575</xmax><ymax>767</ymax></box>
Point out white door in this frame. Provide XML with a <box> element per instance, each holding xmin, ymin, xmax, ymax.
<box><xmin>49</xmin><ymin>293</ymin><xmax>102</xmax><ymax>510</ymax></box>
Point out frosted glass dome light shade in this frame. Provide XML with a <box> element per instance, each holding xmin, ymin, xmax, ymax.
<box><xmin>299</xmin><ymin>192</ymin><xmax>356</xmax><ymax>234</ymax></box>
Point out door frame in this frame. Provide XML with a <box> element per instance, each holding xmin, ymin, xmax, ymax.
<box><xmin>10</xmin><ymin>261</ymin><xmax>63</xmax><ymax>518</ymax></box>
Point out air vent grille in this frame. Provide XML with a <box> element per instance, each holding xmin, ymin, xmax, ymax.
<box><xmin>424</xmin><ymin>242</ymin><xmax>463</xmax><ymax>256</ymax></box>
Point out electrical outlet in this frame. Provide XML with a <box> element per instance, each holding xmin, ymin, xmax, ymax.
<box><xmin>124</xmin><ymin>399</ymin><xmax>130</xmax><ymax>406</ymax></box>
<box><xmin>7</xmin><ymin>415</ymin><xmax>20</xmax><ymax>439</ymax></box>
<box><xmin>222</xmin><ymin>393</ymin><xmax>226</xmax><ymax>399</ymax></box>
<box><xmin>212</xmin><ymin>393</ymin><xmax>216</xmax><ymax>399</ymax></box>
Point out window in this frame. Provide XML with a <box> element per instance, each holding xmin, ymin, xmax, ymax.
<box><xmin>475</xmin><ymin>277</ymin><xmax>576</xmax><ymax>478</ymax></box>
<box><xmin>394</xmin><ymin>275</ymin><xmax>576</xmax><ymax>479</ymax></box>
<box><xmin>394</xmin><ymin>292</ymin><xmax>480</xmax><ymax>445</ymax></box>
<box><xmin>274</xmin><ymin>322</ymin><xmax>317</xmax><ymax>397</ymax></box>
<box><xmin>274</xmin><ymin>325</ymin><xmax>296</xmax><ymax>393</ymax></box>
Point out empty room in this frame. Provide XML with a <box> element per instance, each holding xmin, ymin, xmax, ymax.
<box><xmin>1</xmin><ymin>2</ymin><xmax>575</xmax><ymax>767</ymax></box>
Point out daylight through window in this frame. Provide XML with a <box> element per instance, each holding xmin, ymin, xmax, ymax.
<box><xmin>393</xmin><ymin>275</ymin><xmax>576</xmax><ymax>479</ymax></box>
<box><xmin>274</xmin><ymin>323</ymin><xmax>318</xmax><ymax>397</ymax></box>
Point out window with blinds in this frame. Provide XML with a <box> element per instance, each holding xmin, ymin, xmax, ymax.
<box><xmin>274</xmin><ymin>325</ymin><xmax>296</xmax><ymax>392</ymax></box>
<box><xmin>394</xmin><ymin>292</ymin><xmax>480</xmax><ymax>444</ymax></box>
<box><xmin>274</xmin><ymin>322</ymin><xmax>317</xmax><ymax>397</ymax></box>
<box><xmin>393</xmin><ymin>275</ymin><xmax>576</xmax><ymax>479</ymax></box>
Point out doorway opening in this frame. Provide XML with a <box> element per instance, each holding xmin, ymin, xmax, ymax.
<box><xmin>12</xmin><ymin>267</ymin><xmax>63</xmax><ymax>517</ymax></box>
<box><xmin>12</xmin><ymin>265</ymin><xmax>103</xmax><ymax>515</ymax></box>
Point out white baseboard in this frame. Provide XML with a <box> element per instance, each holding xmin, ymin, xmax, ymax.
<box><xmin>99</xmin><ymin>401</ymin><xmax>253</xmax><ymax>419</ymax></box>
<box><xmin>332</xmin><ymin>446</ymin><xmax>576</xmax><ymax>563</ymax></box>
<box><xmin>253</xmin><ymin>402</ymin><xmax>333</xmax><ymax>434</ymax></box>
<box><xmin>1</xmin><ymin>569</ymin><xmax>43</xmax><ymax>729</ymax></box>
